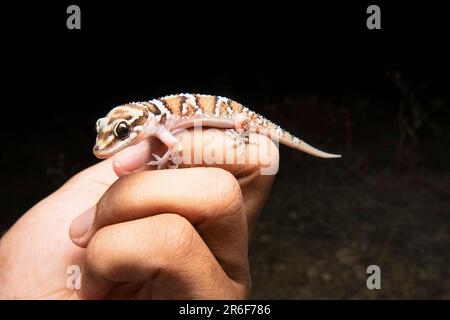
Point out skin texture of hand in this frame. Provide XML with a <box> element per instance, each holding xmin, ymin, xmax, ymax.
<box><xmin>0</xmin><ymin>128</ymin><xmax>279</xmax><ymax>299</ymax></box>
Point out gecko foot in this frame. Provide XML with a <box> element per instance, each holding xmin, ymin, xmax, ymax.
<box><xmin>147</xmin><ymin>152</ymin><xmax>171</xmax><ymax>170</ymax></box>
<box><xmin>147</xmin><ymin>145</ymin><xmax>182</xmax><ymax>170</ymax></box>
<box><xmin>226</xmin><ymin>129</ymin><xmax>250</xmax><ymax>158</ymax></box>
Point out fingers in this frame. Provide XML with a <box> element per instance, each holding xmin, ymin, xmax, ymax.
<box><xmin>70</xmin><ymin>167</ymin><xmax>249</xmax><ymax>281</ymax></box>
<box><xmin>80</xmin><ymin>214</ymin><xmax>248</xmax><ymax>299</ymax></box>
<box><xmin>111</xmin><ymin>128</ymin><xmax>279</xmax><ymax>231</ymax></box>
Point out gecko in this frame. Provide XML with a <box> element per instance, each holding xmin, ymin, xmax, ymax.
<box><xmin>93</xmin><ymin>93</ymin><xmax>341</xmax><ymax>169</ymax></box>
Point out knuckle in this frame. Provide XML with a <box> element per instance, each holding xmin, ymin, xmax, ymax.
<box><xmin>159</xmin><ymin>214</ymin><xmax>198</xmax><ymax>261</ymax></box>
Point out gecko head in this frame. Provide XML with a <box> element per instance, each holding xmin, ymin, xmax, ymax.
<box><xmin>93</xmin><ymin>103</ymin><xmax>153</xmax><ymax>159</ymax></box>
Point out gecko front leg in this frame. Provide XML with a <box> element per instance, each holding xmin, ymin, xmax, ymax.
<box><xmin>147</xmin><ymin>127</ymin><xmax>183</xmax><ymax>169</ymax></box>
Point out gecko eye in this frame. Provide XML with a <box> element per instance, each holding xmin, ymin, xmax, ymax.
<box><xmin>113</xmin><ymin>121</ymin><xmax>130</xmax><ymax>139</ymax></box>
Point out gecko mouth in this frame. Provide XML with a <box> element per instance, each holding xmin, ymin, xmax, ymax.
<box><xmin>93</xmin><ymin>132</ymin><xmax>139</xmax><ymax>159</ymax></box>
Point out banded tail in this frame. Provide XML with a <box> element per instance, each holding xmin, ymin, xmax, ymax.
<box><xmin>244</xmin><ymin>107</ymin><xmax>341</xmax><ymax>159</ymax></box>
<box><xmin>253</xmin><ymin>119</ymin><xmax>341</xmax><ymax>159</ymax></box>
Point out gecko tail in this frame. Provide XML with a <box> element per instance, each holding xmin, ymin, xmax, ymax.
<box><xmin>297</xmin><ymin>140</ymin><xmax>341</xmax><ymax>158</ymax></box>
<box><xmin>280</xmin><ymin>136</ymin><xmax>341</xmax><ymax>159</ymax></box>
<box><xmin>246</xmin><ymin>112</ymin><xmax>341</xmax><ymax>159</ymax></box>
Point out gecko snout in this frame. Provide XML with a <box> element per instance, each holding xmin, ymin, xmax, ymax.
<box><xmin>93</xmin><ymin>144</ymin><xmax>107</xmax><ymax>159</ymax></box>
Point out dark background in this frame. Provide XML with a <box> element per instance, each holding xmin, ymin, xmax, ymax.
<box><xmin>2</xmin><ymin>1</ymin><xmax>449</xmax><ymax>298</ymax></box>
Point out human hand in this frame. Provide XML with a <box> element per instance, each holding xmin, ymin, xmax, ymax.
<box><xmin>0</xmin><ymin>128</ymin><xmax>278</xmax><ymax>299</ymax></box>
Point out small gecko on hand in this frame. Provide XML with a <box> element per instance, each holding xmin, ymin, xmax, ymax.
<box><xmin>93</xmin><ymin>94</ymin><xmax>341</xmax><ymax>169</ymax></box>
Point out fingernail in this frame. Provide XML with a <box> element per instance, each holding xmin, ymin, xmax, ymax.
<box><xmin>114</xmin><ymin>141</ymin><xmax>151</xmax><ymax>175</ymax></box>
<box><xmin>70</xmin><ymin>206</ymin><xmax>95</xmax><ymax>240</ymax></box>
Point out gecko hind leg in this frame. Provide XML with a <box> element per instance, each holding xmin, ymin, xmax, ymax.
<box><xmin>227</xmin><ymin>113</ymin><xmax>260</xmax><ymax>157</ymax></box>
<box><xmin>226</xmin><ymin>129</ymin><xmax>251</xmax><ymax>158</ymax></box>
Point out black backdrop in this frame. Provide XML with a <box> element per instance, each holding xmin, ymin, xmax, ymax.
<box><xmin>6</xmin><ymin>1</ymin><xmax>449</xmax><ymax>114</ymax></box>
